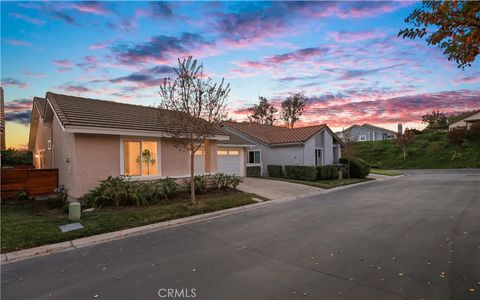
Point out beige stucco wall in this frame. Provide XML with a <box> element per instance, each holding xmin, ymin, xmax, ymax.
<box><xmin>160</xmin><ymin>139</ymin><xmax>217</xmax><ymax>176</ymax></box>
<box><xmin>51</xmin><ymin>117</ymin><xmax>75</xmax><ymax>199</ymax></box>
<box><xmin>204</xmin><ymin>140</ymin><xmax>218</xmax><ymax>173</ymax></box>
<box><xmin>33</xmin><ymin>121</ymin><xmax>221</xmax><ymax>199</ymax></box>
<box><xmin>160</xmin><ymin>138</ymin><xmax>191</xmax><ymax>176</ymax></box>
<box><xmin>72</xmin><ymin>134</ymin><xmax>120</xmax><ymax>199</ymax></box>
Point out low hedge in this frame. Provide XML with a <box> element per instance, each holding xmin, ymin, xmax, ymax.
<box><xmin>284</xmin><ymin>165</ymin><xmax>317</xmax><ymax>181</ymax></box>
<box><xmin>339</xmin><ymin>157</ymin><xmax>370</xmax><ymax>178</ymax></box>
<box><xmin>267</xmin><ymin>165</ymin><xmax>283</xmax><ymax>178</ymax></box>
<box><xmin>246</xmin><ymin>166</ymin><xmax>261</xmax><ymax>177</ymax></box>
<box><xmin>317</xmin><ymin>165</ymin><xmax>339</xmax><ymax>180</ymax></box>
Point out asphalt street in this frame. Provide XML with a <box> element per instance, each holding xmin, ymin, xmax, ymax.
<box><xmin>2</xmin><ymin>169</ymin><xmax>479</xmax><ymax>300</ymax></box>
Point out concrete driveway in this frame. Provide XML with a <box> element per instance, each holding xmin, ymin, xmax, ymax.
<box><xmin>2</xmin><ymin>169</ymin><xmax>479</xmax><ymax>300</ymax></box>
<box><xmin>238</xmin><ymin>177</ymin><xmax>321</xmax><ymax>199</ymax></box>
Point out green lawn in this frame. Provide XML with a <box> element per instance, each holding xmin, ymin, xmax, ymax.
<box><xmin>370</xmin><ymin>169</ymin><xmax>403</xmax><ymax>176</ymax></box>
<box><xmin>353</xmin><ymin>130</ymin><xmax>480</xmax><ymax>169</ymax></box>
<box><xmin>1</xmin><ymin>190</ymin><xmax>258</xmax><ymax>253</ymax></box>
<box><xmin>264</xmin><ymin>177</ymin><xmax>373</xmax><ymax>189</ymax></box>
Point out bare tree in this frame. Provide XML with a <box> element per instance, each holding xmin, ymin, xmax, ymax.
<box><xmin>340</xmin><ymin>128</ymin><xmax>357</xmax><ymax>179</ymax></box>
<box><xmin>158</xmin><ymin>57</ymin><xmax>230</xmax><ymax>204</ymax></box>
<box><xmin>248</xmin><ymin>96</ymin><xmax>277</xmax><ymax>125</ymax></box>
<box><xmin>281</xmin><ymin>92</ymin><xmax>308</xmax><ymax>129</ymax></box>
<box><xmin>395</xmin><ymin>129</ymin><xmax>415</xmax><ymax>159</ymax></box>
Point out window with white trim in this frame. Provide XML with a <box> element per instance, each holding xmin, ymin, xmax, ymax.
<box><xmin>248</xmin><ymin>150</ymin><xmax>261</xmax><ymax>164</ymax></box>
<box><xmin>123</xmin><ymin>141</ymin><xmax>158</xmax><ymax>176</ymax></box>
<box><xmin>315</xmin><ymin>148</ymin><xmax>323</xmax><ymax>166</ymax></box>
<box><xmin>359</xmin><ymin>135</ymin><xmax>367</xmax><ymax>141</ymax></box>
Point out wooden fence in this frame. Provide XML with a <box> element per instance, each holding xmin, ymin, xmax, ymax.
<box><xmin>1</xmin><ymin>168</ymin><xmax>58</xmax><ymax>200</ymax></box>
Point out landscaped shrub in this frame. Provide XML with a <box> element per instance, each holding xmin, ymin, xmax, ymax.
<box><xmin>339</xmin><ymin>157</ymin><xmax>370</xmax><ymax>178</ymax></box>
<box><xmin>192</xmin><ymin>174</ymin><xmax>209</xmax><ymax>194</ymax></box>
<box><xmin>161</xmin><ymin>177</ymin><xmax>179</xmax><ymax>199</ymax></box>
<box><xmin>267</xmin><ymin>165</ymin><xmax>283</xmax><ymax>178</ymax></box>
<box><xmin>212</xmin><ymin>173</ymin><xmax>242</xmax><ymax>190</ymax></box>
<box><xmin>284</xmin><ymin>165</ymin><xmax>317</xmax><ymax>181</ymax></box>
<box><xmin>81</xmin><ymin>176</ymin><xmax>181</xmax><ymax>208</ymax></box>
<box><xmin>246</xmin><ymin>166</ymin><xmax>261</xmax><ymax>177</ymax></box>
<box><xmin>317</xmin><ymin>165</ymin><xmax>339</xmax><ymax>180</ymax></box>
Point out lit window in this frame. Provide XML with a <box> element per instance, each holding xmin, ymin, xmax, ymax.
<box><xmin>248</xmin><ymin>150</ymin><xmax>261</xmax><ymax>164</ymax></box>
<box><xmin>217</xmin><ymin>150</ymin><xmax>228</xmax><ymax>155</ymax></box>
<box><xmin>124</xmin><ymin>141</ymin><xmax>157</xmax><ymax>176</ymax></box>
<box><xmin>195</xmin><ymin>150</ymin><xmax>204</xmax><ymax>155</ymax></box>
<box><xmin>228</xmin><ymin>150</ymin><xmax>239</xmax><ymax>155</ymax></box>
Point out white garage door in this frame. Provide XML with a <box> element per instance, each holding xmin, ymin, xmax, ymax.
<box><xmin>217</xmin><ymin>148</ymin><xmax>242</xmax><ymax>176</ymax></box>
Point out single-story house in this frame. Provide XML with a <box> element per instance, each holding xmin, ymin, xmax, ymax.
<box><xmin>336</xmin><ymin>123</ymin><xmax>397</xmax><ymax>142</ymax></box>
<box><xmin>449</xmin><ymin>111</ymin><xmax>480</xmax><ymax>130</ymax></box>
<box><xmin>28</xmin><ymin>92</ymin><xmax>251</xmax><ymax>200</ymax></box>
<box><xmin>221</xmin><ymin>121</ymin><xmax>343</xmax><ymax>176</ymax></box>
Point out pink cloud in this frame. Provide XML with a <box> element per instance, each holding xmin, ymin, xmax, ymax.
<box><xmin>1</xmin><ymin>77</ymin><xmax>28</xmax><ymax>89</ymax></box>
<box><xmin>72</xmin><ymin>2</ymin><xmax>109</xmax><ymax>16</ymax></box>
<box><xmin>327</xmin><ymin>30</ymin><xmax>386</xmax><ymax>43</ymax></box>
<box><xmin>23</xmin><ymin>71</ymin><xmax>46</xmax><ymax>78</ymax></box>
<box><xmin>89</xmin><ymin>42</ymin><xmax>108</xmax><ymax>50</ymax></box>
<box><xmin>228</xmin><ymin>89</ymin><xmax>480</xmax><ymax>130</ymax></box>
<box><xmin>57</xmin><ymin>83</ymin><xmax>91</xmax><ymax>93</ymax></box>
<box><xmin>453</xmin><ymin>75</ymin><xmax>480</xmax><ymax>84</ymax></box>
<box><xmin>52</xmin><ymin>59</ymin><xmax>73</xmax><ymax>67</ymax></box>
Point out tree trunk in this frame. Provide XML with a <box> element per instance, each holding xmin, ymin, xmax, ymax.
<box><xmin>190</xmin><ymin>150</ymin><xmax>196</xmax><ymax>205</ymax></box>
<box><xmin>403</xmin><ymin>148</ymin><xmax>407</xmax><ymax>159</ymax></box>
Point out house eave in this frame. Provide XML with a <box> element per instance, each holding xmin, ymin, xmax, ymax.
<box><xmin>217</xmin><ymin>144</ymin><xmax>254</xmax><ymax>147</ymax></box>
<box><xmin>63</xmin><ymin>125</ymin><xmax>230</xmax><ymax>140</ymax></box>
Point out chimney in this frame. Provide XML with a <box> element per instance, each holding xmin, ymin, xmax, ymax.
<box><xmin>398</xmin><ymin>123</ymin><xmax>403</xmax><ymax>135</ymax></box>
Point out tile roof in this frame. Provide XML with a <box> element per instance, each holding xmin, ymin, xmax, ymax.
<box><xmin>217</xmin><ymin>128</ymin><xmax>253</xmax><ymax>146</ymax></box>
<box><xmin>45</xmin><ymin>92</ymin><xmax>225</xmax><ymax>136</ymax></box>
<box><xmin>222</xmin><ymin>121</ymin><xmax>328</xmax><ymax>145</ymax></box>
<box><xmin>33</xmin><ymin>97</ymin><xmax>46</xmax><ymax>116</ymax></box>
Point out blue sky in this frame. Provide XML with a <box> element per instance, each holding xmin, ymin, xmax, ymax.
<box><xmin>2</xmin><ymin>1</ymin><xmax>479</xmax><ymax>148</ymax></box>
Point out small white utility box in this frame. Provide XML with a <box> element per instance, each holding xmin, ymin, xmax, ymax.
<box><xmin>69</xmin><ymin>202</ymin><xmax>81</xmax><ymax>221</ymax></box>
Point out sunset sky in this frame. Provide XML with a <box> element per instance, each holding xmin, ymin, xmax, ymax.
<box><xmin>2</xmin><ymin>1</ymin><xmax>479</xmax><ymax>149</ymax></box>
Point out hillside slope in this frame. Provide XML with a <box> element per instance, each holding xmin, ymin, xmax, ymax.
<box><xmin>352</xmin><ymin>131</ymin><xmax>480</xmax><ymax>169</ymax></box>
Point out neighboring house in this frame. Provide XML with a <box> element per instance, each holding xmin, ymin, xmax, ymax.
<box><xmin>221</xmin><ymin>121</ymin><xmax>343</xmax><ymax>176</ymax></box>
<box><xmin>337</xmin><ymin>124</ymin><xmax>397</xmax><ymax>142</ymax></box>
<box><xmin>28</xmin><ymin>92</ymin><xmax>250</xmax><ymax>200</ymax></box>
<box><xmin>449</xmin><ymin>111</ymin><xmax>480</xmax><ymax>130</ymax></box>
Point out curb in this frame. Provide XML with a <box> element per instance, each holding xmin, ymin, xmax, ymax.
<box><xmin>2</xmin><ymin>200</ymin><xmax>273</xmax><ymax>265</ymax></box>
<box><xmin>1</xmin><ymin>176</ymin><xmax>395</xmax><ymax>265</ymax></box>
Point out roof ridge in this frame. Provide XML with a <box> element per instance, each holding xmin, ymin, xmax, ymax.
<box><xmin>46</xmin><ymin>92</ymin><xmax>70</xmax><ymax>124</ymax></box>
<box><xmin>46</xmin><ymin>91</ymin><xmax>162</xmax><ymax>111</ymax></box>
